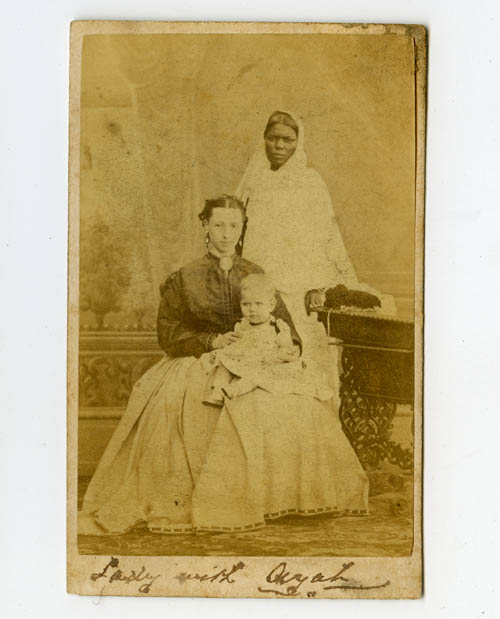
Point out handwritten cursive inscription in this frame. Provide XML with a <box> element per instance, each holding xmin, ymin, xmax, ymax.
<box><xmin>258</xmin><ymin>561</ymin><xmax>390</xmax><ymax>597</ymax></box>
<box><xmin>91</xmin><ymin>557</ymin><xmax>160</xmax><ymax>594</ymax></box>
<box><xmin>175</xmin><ymin>561</ymin><xmax>246</xmax><ymax>585</ymax></box>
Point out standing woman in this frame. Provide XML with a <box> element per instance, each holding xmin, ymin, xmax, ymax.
<box><xmin>236</xmin><ymin>110</ymin><xmax>362</xmax><ymax>394</ymax></box>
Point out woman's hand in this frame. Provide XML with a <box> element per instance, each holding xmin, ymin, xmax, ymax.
<box><xmin>304</xmin><ymin>289</ymin><xmax>325</xmax><ymax>315</ymax></box>
<box><xmin>211</xmin><ymin>331</ymin><xmax>242</xmax><ymax>349</ymax></box>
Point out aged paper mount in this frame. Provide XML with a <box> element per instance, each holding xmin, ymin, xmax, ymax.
<box><xmin>68</xmin><ymin>20</ymin><xmax>426</xmax><ymax>599</ymax></box>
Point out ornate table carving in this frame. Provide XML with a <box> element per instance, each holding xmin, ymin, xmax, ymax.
<box><xmin>315</xmin><ymin>309</ymin><xmax>415</xmax><ymax>471</ymax></box>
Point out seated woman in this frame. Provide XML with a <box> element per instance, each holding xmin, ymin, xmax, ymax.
<box><xmin>79</xmin><ymin>195</ymin><xmax>368</xmax><ymax>536</ymax></box>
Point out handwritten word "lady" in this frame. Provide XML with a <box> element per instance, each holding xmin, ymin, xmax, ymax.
<box><xmin>91</xmin><ymin>557</ymin><xmax>160</xmax><ymax>594</ymax></box>
<box><xmin>258</xmin><ymin>561</ymin><xmax>390</xmax><ymax>597</ymax></box>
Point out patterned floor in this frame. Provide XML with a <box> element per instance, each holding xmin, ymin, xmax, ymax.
<box><xmin>77</xmin><ymin>463</ymin><xmax>414</xmax><ymax>557</ymax></box>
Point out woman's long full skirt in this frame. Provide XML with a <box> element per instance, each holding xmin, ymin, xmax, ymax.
<box><xmin>79</xmin><ymin>356</ymin><xmax>368</xmax><ymax>535</ymax></box>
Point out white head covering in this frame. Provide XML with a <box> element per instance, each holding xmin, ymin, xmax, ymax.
<box><xmin>236</xmin><ymin>110</ymin><xmax>306</xmax><ymax>204</ymax></box>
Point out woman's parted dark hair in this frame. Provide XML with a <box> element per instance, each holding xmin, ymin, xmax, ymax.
<box><xmin>198</xmin><ymin>194</ymin><xmax>248</xmax><ymax>224</ymax></box>
<box><xmin>264</xmin><ymin>111</ymin><xmax>299</xmax><ymax>139</ymax></box>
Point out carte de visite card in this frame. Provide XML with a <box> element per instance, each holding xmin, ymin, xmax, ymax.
<box><xmin>68</xmin><ymin>20</ymin><xmax>425</xmax><ymax>599</ymax></box>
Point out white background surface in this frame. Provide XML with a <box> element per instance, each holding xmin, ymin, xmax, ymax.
<box><xmin>2</xmin><ymin>0</ymin><xmax>499</xmax><ymax>616</ymax></box>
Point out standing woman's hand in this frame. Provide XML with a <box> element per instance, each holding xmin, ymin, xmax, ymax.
<box><xmin>304</xmin><ymin>289</ymin><xmax>325</xmax><ymax>315</ymax></box>
<box><xmin>211</xmin><ymin>331</ymin><xmax>242</xmax><ymax>349</ymax></box>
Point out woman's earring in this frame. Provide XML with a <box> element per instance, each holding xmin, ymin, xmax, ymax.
<box><xmin>205</xmin><ymin>233</ymin><xmax>210</xmax><ymax>248</ymax></box>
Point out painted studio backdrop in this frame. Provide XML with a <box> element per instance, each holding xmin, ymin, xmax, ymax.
<box><xmin>79</xmin><ymin>34</ymin><xmax>415</xmax><ymax>331</ymax></box>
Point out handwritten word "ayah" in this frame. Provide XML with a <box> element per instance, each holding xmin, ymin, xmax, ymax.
<box><xmin>258</xmin><ymin>561</ymin><xmax>390</xmax><ymax>597</ymax></box>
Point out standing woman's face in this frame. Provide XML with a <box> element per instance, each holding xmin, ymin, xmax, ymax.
<box><xmin>265</xmin><ymin>123</ymin><xmax>298</xmax><ymax>170</ymax></box>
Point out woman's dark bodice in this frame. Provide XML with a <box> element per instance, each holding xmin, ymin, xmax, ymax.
<box><xmin>157</xmin><ymin>253</ymin><xmax>300</xmax><ymax>357</ymax></box>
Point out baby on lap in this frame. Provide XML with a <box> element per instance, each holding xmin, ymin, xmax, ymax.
<box><xmin>201</xmin><ymin>274</ymin><xmax>333</xmax><ymax>404</ymax></box>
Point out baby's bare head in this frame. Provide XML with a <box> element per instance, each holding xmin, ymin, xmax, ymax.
<box><xmin>240</xmin><ymin>274</ymin><xmax>277</xmax><ymax>324</ymax></box>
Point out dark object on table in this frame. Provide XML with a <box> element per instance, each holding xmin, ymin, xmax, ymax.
<box><xmin>324</xmin><ymin>284</ymin><xmax>381</xmax><ymax>310</ymax></box>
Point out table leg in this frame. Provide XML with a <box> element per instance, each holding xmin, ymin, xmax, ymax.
<box><xmin>339</xmin><ymin>347</ymin><xmax>413</xmax><ymax>471</ymax></box>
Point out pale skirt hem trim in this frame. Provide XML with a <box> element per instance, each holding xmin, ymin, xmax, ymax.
<box><xmin>79</xmin><ymin>506</ymin><xmax>369</xmax><ymax>537</ymax></box>
<box><xmin>147</xmin><ymin>506</ymin><xmax>370</xmax><ymax>535</ymax></box>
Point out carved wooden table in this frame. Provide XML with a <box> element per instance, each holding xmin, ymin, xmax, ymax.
<box><xmin>315</xmin><ymin>308</ymin><xmax>415</xmax><ymax>471</ymax></box>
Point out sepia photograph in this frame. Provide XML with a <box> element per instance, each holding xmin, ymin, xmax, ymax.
<box><xmin>67</xmin><ymin>20</ymin><xmax>425</xmax><ymax>598</ymax></box>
